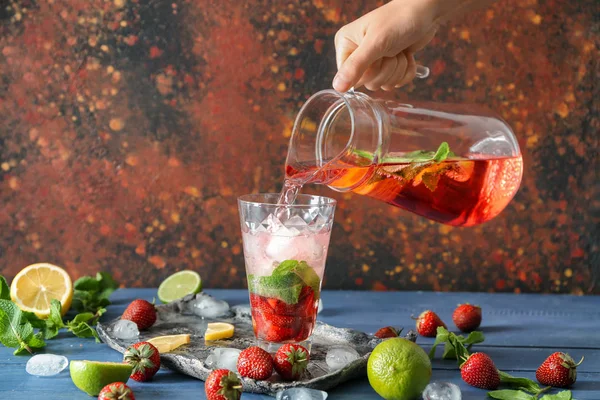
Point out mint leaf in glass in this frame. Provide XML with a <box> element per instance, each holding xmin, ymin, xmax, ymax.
<box><xmin>249</xmin><ymin>260</ymin><xmax>321</xmax><ymax>304</ymax></box>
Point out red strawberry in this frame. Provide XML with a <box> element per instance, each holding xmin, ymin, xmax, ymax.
<box><xmin>414</xmin><ymin>310</ymin><xmax>447</xmax><ymax>337</ymax></box>
<box><xmin>123</xmin><ymin>341</ymin><xmax>161</xmax><ymax>382</ymax></box>
<box><xmin>536</xmin><ymin>352</ymin><xmax>584</xmax><ymax>387</ymax></box>
<box><xmin>294</xmin><ymin>317</ymin><xmax>315</xmax><ymax>342</ymax></box>
<box><xmin>460</xmin><ymin>352</ymin><xmax>500</xmax><ymax>389</ymax></box>
<box><xmin>273</xmin><ymin>344</ymin><xmax>310</xmax><ymax>381</ymax></box>
<box><xmin>98</xmin><ymin>382</ymin><xmax>135</xmax><ymax>400</ymax></box>
<box><xmin>237</xmin><ymin>346</ymin><xmax>273</xmax><ymax>380</ymax></box>
<box><xmin>205</xmin><ymin>369</ymin><xmax>242</xmax><ymax>400</ymax></box>
<box><xmin>452</xmin><ymin>304</ymin><xmax>482</xmax><ymax>332</ymax></box>
<box><xmin>374</xmin><ymin>326</ymin><xmax>400</xmax><ymax>339</ymax></box>
<box><xmin>121</xmin><ymin>299</ymin><xmax>157</xmax><ymax>330</ymax></box>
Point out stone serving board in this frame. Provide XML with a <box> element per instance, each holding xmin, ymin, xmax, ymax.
<box><xmin>97</xmin><ymin>295</ymin><xmax>415</xmax><ymax>396</ymax></box>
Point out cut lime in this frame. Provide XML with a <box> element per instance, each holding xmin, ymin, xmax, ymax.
<box><xmin>157</xmin><ymin>270</ymin><xmax>202</xmax><ymax>303</ymax></box>
<box><xmin>69</xmin><ymin>360</ymin><xmax>133</xmax><ymax>396</ymax></box>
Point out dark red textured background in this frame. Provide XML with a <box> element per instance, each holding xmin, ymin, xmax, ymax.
<box><xmin>0</xmin><ymin>0</ymin><xmax>597</xmax><ymax>294</ymax></box>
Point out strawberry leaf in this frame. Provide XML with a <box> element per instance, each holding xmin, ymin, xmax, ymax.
<box><xmin>541</xmin><ymin>390</ymin><xmax>572</xmax><ymax>400</ymax></box>
<box><xmin>488</xmin><ymin>389</ymin><xmax>535</xmax><ymax>400</ymax></box>
<box><xmin>0</xmin><ymin>276</ymin><xmax>10</xmax><ymax>301</ymax></box>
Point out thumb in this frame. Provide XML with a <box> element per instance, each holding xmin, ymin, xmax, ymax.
<box><xmin>333</xmin><ymin>38</ymin><xmax>382</xmax><ymax>92</ymax></box>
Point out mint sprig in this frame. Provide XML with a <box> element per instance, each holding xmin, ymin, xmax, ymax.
<box><xmin>0</xmin><ymin>299</ymin><xmax>46</xmax><ymax>355</ymax></box>
<box><xmin>354</xmin><ymin>142</ymin><xmax>456</xmax><ymax>164</ymax></box>
<box><xmin>72</xmin><ymin>272</ymin><xmax>118</xmax><ymax>314</ymax></box>
<box><xmin>429</xmin><ymin>327</ymin><xmax>572</xmax><ymax>400</ymax></box>
<box><xmin>0</xmin><ymin>276</ymin><xmax>10</xmax><ymax>300</ymax></box>
<box><xmin>0</xmin><ymin>272</ymin><xmax>116</xmax><ymax>354</ymax></box>
<box><xmin>429</xmin><ymin>327</ymin><xmax>478</xmax><ymax>366</ymax></box>
<box><xmin>46</xmin><ymin>299</ymin><xmax>103</xmax><ymax>342</ymax></box>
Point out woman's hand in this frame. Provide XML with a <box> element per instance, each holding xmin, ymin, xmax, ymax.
<box><xmin>333</xmin><ymin>0</ymin><xmax>492</xmax><ymax>92</ymax></box>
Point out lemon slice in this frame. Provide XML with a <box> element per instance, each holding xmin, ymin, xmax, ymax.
<box><xmin>147</xmin><ymin>334</ymin><xmax>191</xmax><ymax>353</ymax></box>
<box><xmin>10</xmin><ymin>263</ymin><xmax>73</xmax><ymax>319</ymax></box>
<box><xmin>205</xmin><ymin>322</ymin><xmax>235</xmax><ymax>341</ymax></box>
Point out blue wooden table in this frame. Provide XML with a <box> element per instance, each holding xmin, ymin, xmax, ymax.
<box><xmin>1</xmin><ymin>289</ymin><xmax>599</xmax><ymax>399</ymax></box>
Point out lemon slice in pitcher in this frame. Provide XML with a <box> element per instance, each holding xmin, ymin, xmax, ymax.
<box><xmin>10</xmin><ymin>263</ymin><xmax>73</xmax><ymax>318</ymax></box>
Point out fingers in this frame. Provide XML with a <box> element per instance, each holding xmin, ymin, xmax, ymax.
<box><xmin>333</xmin><ymin>36</ymin><xmax>382</xmax><ymax>92</ymax></box>
<box><xmin>362</xmin><ymin>56</ymin><xmax>398</xmax><ymax>91</ymax></box>
<box><xmin>394</xmin><ymin>52</ymin><xmax>417</xmax><ymax>88</ymax></box>
<box><xmin>381</xmin><ymin>53</ymin><xmax>408</xmax><ymax>91</ymax></box>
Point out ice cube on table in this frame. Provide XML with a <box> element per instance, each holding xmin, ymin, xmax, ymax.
<box><xmin>191</xmin><ymin>293</ymin><xmax>230</xmax><ymax>318</ymax></box>
<box><xmin>276</xmin><ymin>388</ymin><xmax>328</xmax><ymax>400</ymax></box>
<box><xmin>325</xmin><ymin>346</ymin><xmax>360</xmax><ymax>371</ymax></box>
<box><xmin>317</xmin><ymin>298</ymin><xmax>323</xmax><ymax>314</ymax></box>
<box><xmin>112</xmin><ymin>319</ymin><xmax>140</xmax><ymax>339</ymax></box>
<box><xmin>422</xmin><ymin>382</ymin><xmax>462</xmax><ymax>400</ymax></box>
<box><xmin>26</xmin><ymin>354</ymin><xmax>68</xmax><ymax>376</ymax></box>
<box><xmin>204</xmin><ymin>348</ymin><xmax>242</xmax><ymax>372</ymax></box>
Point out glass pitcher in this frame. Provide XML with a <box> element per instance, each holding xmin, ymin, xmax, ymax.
<box><xmin>284</xmin><ymin>90</ymin><xmax>523</xmax><ymax>227</ymax></box>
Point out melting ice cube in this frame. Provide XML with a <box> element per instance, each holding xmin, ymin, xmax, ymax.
<box><xmin>264</xmin><ymin>229</ymin><xmax>300</xmax><ymax>261</ymax></box>
<box><xmin>276</xmin><ymin>388</ymin><xmax>328</xmax><ymax>400</ymax></box>
<box><xmin>422</xmin><ymin>382</ymin><xmax>462</xmax><ymax>400</ymax></box>
<box><xmin>325</xmin><ymin>346</ymin><xmax>360</xmax><ymax>371</ymax></box>
<box><xmin>191</xmin><ymin>293</ymin><xmax>230</xmax><ymax>318</ymax></box>
<box><xmin>205</xmin><ymin>348</ymin><xmax>242</xmax><ymax>372</ymax></box>
<box><xmin>112</xmin><ymin>319</ymin><xmax>140</xmax><ymax>339</ymax></box>
<box><xmin>26</xmin><ymin>354</ymin><xmax>69</xmax><ymax>376</ymax></box>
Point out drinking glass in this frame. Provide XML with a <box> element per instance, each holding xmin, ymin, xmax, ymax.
<box><xmin>238</xmin><ymin>194</ymin><xmax>336</xmax><ymax>347</ymax></box>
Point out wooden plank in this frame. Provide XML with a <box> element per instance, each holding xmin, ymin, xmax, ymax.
<box><xmin>1</xmin><ymin>289</ymin><xmax>598</xmax><ymax>400</ymax></box>
<box><xmin>0</xmin><ymin>364</ymin><xmax>597</xmax><ymax>400</ymax></box>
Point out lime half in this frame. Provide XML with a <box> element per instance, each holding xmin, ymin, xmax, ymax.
<box><xmin>157</xmin><ymin>270</ymin><xmax>202</xmax><ymax>303</ymax></box>
<box><xmin>70</xmin><ymin>360</ymin><xmax>132</xmax><ymax>396</ymax></box>
<box><xmin>367</xmin><ymin>338</ymin><xmax>431</xmax><ymax>400</ymax></box>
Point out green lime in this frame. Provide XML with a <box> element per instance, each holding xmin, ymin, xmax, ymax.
<box><xmin>69</xmin><ymin>360</ymin><xmax>133</xmax><ymax>396</ymax></box>
<box><xmin>367</xmin><ymin>338</ymin><xmax>432</xmax><ymax>400</ymax></box>
<box><xmin>157</xmin><ymin>270</ymin><xmax>202</xmax><ymax>303</ymax></box>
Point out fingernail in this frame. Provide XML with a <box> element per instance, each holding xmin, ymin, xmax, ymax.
<box><xmin>333</xmin><ymin>74</ymin><xmax>349</xmax><ymax>92</ymax></box>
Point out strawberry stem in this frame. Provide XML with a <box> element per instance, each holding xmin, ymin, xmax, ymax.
<box><xmin>574</xmin><ymin>356</ymin><xmax>584</xmax><ymax>367</ymax></box>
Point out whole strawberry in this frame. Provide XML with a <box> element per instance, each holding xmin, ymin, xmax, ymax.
<box><xmin>122</xmin><ymin>299</ymin><xmax>157</xmax><ymax>330</ymax></box>
<box><xmin>414</xmin><ymin>310</ymin><xmax>446</xmax><ymax>337</ymax></box>
<box><xmin>205</xmin><ymin>369</ymin><xmax>242</xmax><ymax>400</ymax></box>
<box><xmin>460</xmin><ymin>352</ymin><xmax>500</xmax><ymax>389</ymax></box>
<box><xmin>237</xmin><ymin>346</ymin><xmax>273</xmax><ymax>380</ymax></box>
<box><xmin>123</xmin><ymin>341</ymin><xmax>161</xmax><ymax>382</ymax></box>
<box><xmin>536</xmin><ymin>352</ymin><xmax>584</xmax><ymax>387</ymax></box>
<box><xmin>273</xmin><ymin>344</ymin><xmax>310</xmax><ymax>381</ymax></box>
<box><xmin>452</xmin><ymin>304</ymin><xmax>482</xmax><ymax>332</ymax></box>
<box><xmin>98</xmin><ymin>382</ymin><xmax>135</xmax><ymax>400</ymax></box>
<box><xmin>374</xmin><ymin>326</ymin><xmax>400</xmax><ymax>339</ymax></box>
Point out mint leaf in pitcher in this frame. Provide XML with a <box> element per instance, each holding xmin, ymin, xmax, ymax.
<box><xmin>354</xmin><ymin>142</ymin><xmax>455</xmax><ymax>164</ymax></box>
